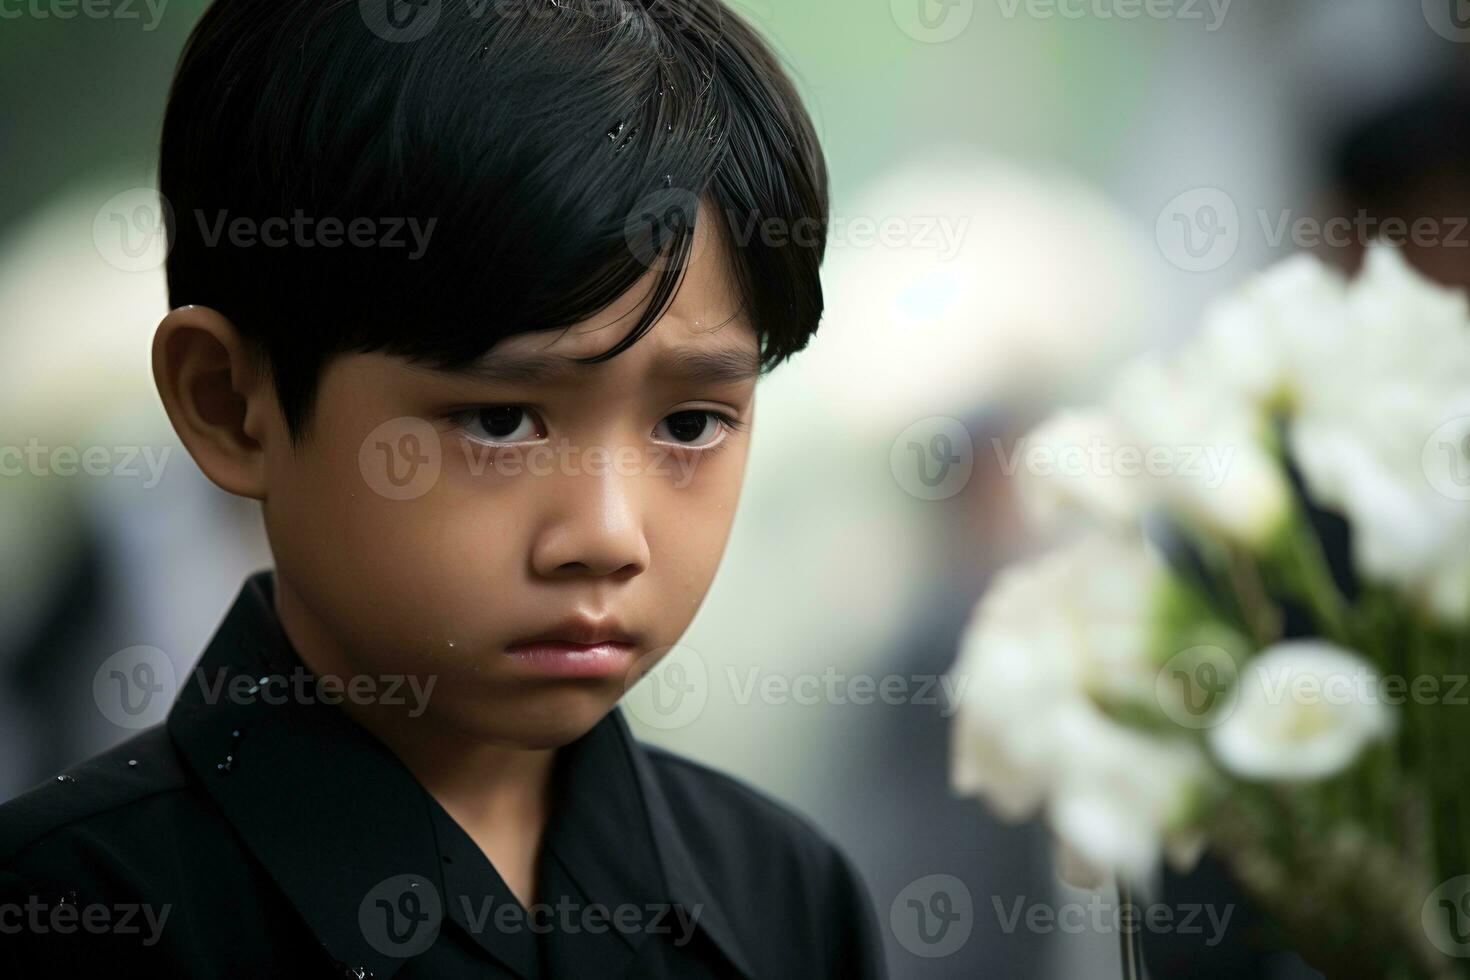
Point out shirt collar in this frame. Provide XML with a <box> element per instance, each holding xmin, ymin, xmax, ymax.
<box><xmin>167</xmin><ymin>570</ymin><xmax>756</xmax><ymax>980</ymax></box>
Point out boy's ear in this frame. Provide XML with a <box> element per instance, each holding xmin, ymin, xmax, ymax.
<box><xmin>151</xmin><ymin>305</ymin><xmax>277</xmax><ymax>500</ymax></box>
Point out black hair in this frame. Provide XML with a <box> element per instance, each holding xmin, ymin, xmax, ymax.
<box><xmin>1328</xmin><ymin>83</ymin><xmax>1470</xmax><ymax>211</ymax></box>
<box><xmin>159</xmin><ymin>0</ymin><xmax>829</xmax><ymax>442</ymax></box>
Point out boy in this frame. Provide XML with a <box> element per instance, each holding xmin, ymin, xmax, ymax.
<box><xmin>0</xmin><ymin>1</ymin><xmax>888</xmax><ymax>976</ymax></box>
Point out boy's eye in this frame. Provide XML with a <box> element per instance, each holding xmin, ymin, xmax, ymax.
<box><xmin>653</xmin><ymin>409</ymin><xmax>732</xmax><ymax>450</ymax></box>
<box><xmin>460</xmin><ymin>406</ymin><xmax>544</xmax><ymax>444</ymax></box>
<box><xmin>451</xmin><ymin>406</ymin><xmax>741</xmax><ymax>450</ymax></box>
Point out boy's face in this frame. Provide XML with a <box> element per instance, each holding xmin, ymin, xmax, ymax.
<box><xmin>261</xmin><ymin>219</ymin><xmax>758</xmax><ymax>749</ymax></box>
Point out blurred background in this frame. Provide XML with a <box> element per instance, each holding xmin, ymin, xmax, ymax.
<box><xmin>2</xmin><ymin>1</ymin><xmax>1467</xmax><ymax>976</ymax></box>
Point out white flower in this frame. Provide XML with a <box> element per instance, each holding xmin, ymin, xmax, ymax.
<box><xmin>1084</xmin><ymin>254</ymin><xmax>1353</xmax><ymax>547</ymax></box>
<box><xmin>1289</xmin><ymin>245</ymin><xmax>1470</xmax><ymax>621</ymax></box>
<box><xmin>950</xmin><ymin>533</ymin><xmax>1206</xmax><ymax>881</ymax></box>
<box><xmin>1105</xmin><ymin>353</ymin><xmax>1290</xmax><ymax>548</ymax></box>
<box><xmin>1038</xmin><ymin>246</ymin><xmax>1470</xmax><ymax>618</ymax></box>
<box><xmin>1179</xmin><ymin>252</ymin><xmax>1347</xmax><ymax>409</ymax></box>
<box><xmin>1044</xmin><ymin>702</ymin><xmax>1206</xmax><ymax>884</ymax></box>
<box><xmin>1014</xmin><ymin>407</ymin><xmax>1151</xmax><ymax>533</ymax></box>
<box><xmin>1209</xmin><ymin>640</ymin><xmax>1394</xmax><ymax>781</ymax></box>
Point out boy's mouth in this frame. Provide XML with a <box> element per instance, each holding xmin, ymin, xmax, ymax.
<box><xmin>501</xmin><ymin>641</ymin><xmax>638</xmax><ymax>678</ymax></box>
<box><xmin>506</xmin><ymin>615</ymin><xmax>638</xmax><ymax>648</ymax></box>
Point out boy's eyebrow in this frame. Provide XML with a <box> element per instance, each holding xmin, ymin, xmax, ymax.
<box><xmin>450</xmin><ymin>343</ymin><xmax>761</xmax><ymax>386</ymax></box>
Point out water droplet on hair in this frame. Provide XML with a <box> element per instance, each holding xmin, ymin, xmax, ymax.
<box><xmin>663</xmin><ymin>174</ymin><xmax>673</xmax><ymax>188</ymax></box>
<box><xmin>128</xmin><ymin>759</ymin><xmax>139</xmax><ymax>768</ymax></box>
<box><xmin>55</xmin><ymin>774</ymin><xmax>75</xmax><ymax>783</ymax></box>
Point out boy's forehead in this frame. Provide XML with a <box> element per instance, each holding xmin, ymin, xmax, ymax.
<box><xmin>488</xmin><ymin>200</ymin><xmax>754</xmax><ymax>368</ymax></box>
<box><xmin>475</xmin><ymin>314</ymin><xmax>759</xmax><ymax>388</ymax></box>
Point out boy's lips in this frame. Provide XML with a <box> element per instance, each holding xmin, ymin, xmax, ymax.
<box><xmin>501</xmin><ymin>641</ymin><xmax>637</xmax><ymax>677</ymax></box>
<box><xmin>502</xmin><ymin>614</ymin><xmax>641</xmax><ymax>677</ymax></box>
<box><xmin>505</xmin><ymin>614</ymin><xmax>638</xmax><ymax>648</ymax></box>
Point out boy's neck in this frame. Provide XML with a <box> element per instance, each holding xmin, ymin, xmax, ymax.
<box><xmin>271</xmin><ymin>571</ymin><xmax>556</xmax><ymax>907</ymax></box>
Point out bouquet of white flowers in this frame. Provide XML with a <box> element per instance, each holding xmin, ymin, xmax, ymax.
<box><xmin>950</xmin><ymin>245</ymin><xmax>1470</xmax><ymax>978</ymax></box>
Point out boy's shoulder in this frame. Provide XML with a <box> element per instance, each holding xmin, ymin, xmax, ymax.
<box><xmin>0</xmin><ymin>724</ymin><xmax>850</xmax><ymax>869</ymax></box>
<box><xmin>0</xmin><ymin>724</ymin><xmax>190</xmax><ymax>869</ymax></box>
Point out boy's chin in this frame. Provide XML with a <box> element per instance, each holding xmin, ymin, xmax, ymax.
<box><xmin>445</xmin><ymin>690</ymin><xmax>622</xmax><ymax>751</ymax></box>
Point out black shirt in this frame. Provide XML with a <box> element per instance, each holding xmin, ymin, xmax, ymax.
<box><xmin>0</xmin><ymin>571</ymin><xmax>887</xmax><ymax>979</ymax></box>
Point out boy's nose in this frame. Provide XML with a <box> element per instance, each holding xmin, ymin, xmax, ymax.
<box><xmin>529</xmin><ymin>470</ymin><xmax>651</xmax><ymax>579</ymax></box>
